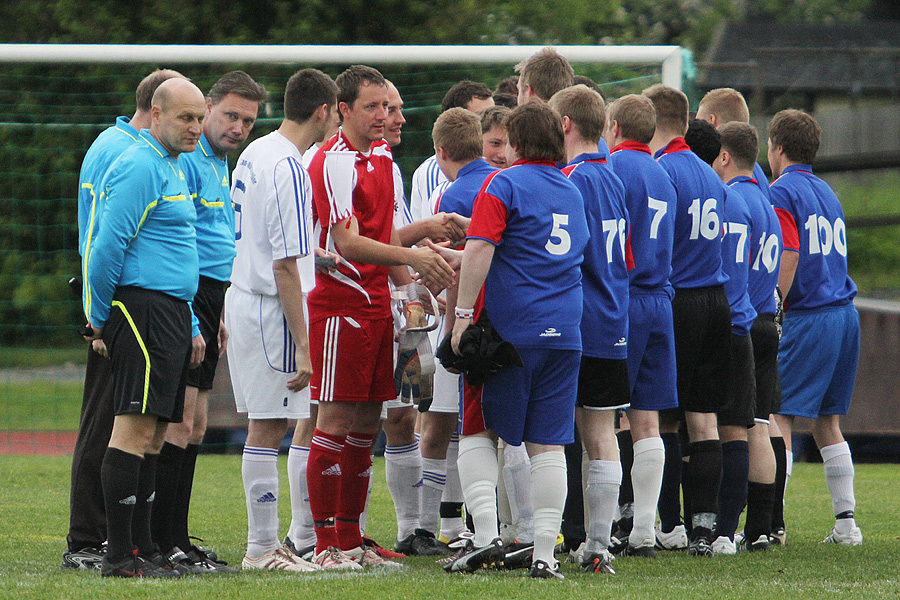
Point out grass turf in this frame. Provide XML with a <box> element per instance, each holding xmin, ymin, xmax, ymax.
<box><xmin>0</xmin><ymin>455</ymin><xmax>897</xmax><ymax>599</ymax></box>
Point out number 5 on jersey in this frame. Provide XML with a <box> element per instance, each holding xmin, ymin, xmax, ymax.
<box><xmin>546</xmin><ymin>213</ymin><xmax>572</xmax><ymax>255</ymax></box>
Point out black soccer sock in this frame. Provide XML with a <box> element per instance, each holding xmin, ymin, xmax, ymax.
<box><xmin>561</xmin><ymin>427</ymin><xmax>586</xmax><ymax>547</ymax></box>
<box><xmin>133</xmin><ymin>452</ymin><xmax>159</xmax><ymax>556</ymax></box>
<box><xmin>150</xmin><ymin>442</ymin><xmax>184</xmax><ymax>554</ymax></box>
<box><xmin>101</xmin><ymin>447</ymin><xmax>143</xmax><ymax>562</ymax></box>
<box><xmin>771</xmin><ymin>436</ymin><xmax>787</xmax><ymax>531</ymax></box>
<box><xmin>715</xmin><ymin>440</ymin><xmax>749</xmax><ymax>540</ymax></box>
<box><xmin>616</xmin><ymin>430</ymin><xmax>634</xmax><ymax>506</ymax></box>
<box><xmin>657</xmin><ymin>432</ymin><xmax>683</xmax><ymax>532</ymax></box>
<box><xmin>172</xmin><ymin>443</ymin><xmax>200</xmax><ymax>552</ymax></box>
<box><xmin>744</xmin><ymin>481</ymin><xmax>775</xmax><ymax>544</ymax></box>
<box><xmin>685</xmin><ymin>440</ymin><xmax>722</xmax><ymax>538</ymax></box>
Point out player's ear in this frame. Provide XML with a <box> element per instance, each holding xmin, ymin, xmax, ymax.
<box><xmin>561</xmin><ymin>115</ymin><xmax>573</xmax><ymax>135</ymax></box>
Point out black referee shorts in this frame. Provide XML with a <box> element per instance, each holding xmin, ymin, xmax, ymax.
<box><xmin>750</xmin><ymin>314</ymin><xmax>782</xmax><ymax>419</ymax></box>
<box><xmin>186</xmin><ymin>276</ymin><xmax>227</xmax><ymax>390</ymax></box>
<box><xmin>718</xmin><ymin>332</ymin><xmax>756</xmax><ymax>428</ymax></box>
<box><xmin>671</xmin><ymin>285</ymin><xmax>732</xmax><ymax>414</ymax></box>
<box><xmin>577</xmin><ymin>356</ymin><xmax>630</xmax><ymax>409</ymax></box>
<box><xmin>104</xmin><ymin>286</ymin><xmax>191</xmax><ymax>423</ymax></box>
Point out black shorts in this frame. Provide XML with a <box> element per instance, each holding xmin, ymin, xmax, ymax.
<box><xmin>718</xmin><ymin>332</ymin><xmax>756</xmax><ymax>428</ymax></box>
<box><xmin>104</xmin><ymin>286</ymin><xmax>191</xmax><ymax>423</ymax></box>
<box><xmin>670</xmin><ymin>285</ymin><xmax>732</xmax><ymax>413</ymax></box>
<box><xmin>185</xmin><ymin>276</ymin><xmax>227</xmax><ymax>390</ymax></box>
<box><xmin>750</xmin><ymin>314</ymin><xmax>782</xmax><ymax>419</ymax></box>
<box><xmin>577</xmin><ymin>356</ymin><xmax>630</xmax><ymax>409</ymax></box>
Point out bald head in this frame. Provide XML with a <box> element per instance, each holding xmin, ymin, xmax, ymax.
<box><xmin>150</xmin><ymin>79</ymin><xmax>207</xmax><ymax>157</ymax></box>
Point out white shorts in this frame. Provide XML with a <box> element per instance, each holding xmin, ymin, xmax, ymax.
<box><xmin>429</xmin><ymin>318</ymin><xmax>462</xmax><ymax>414</ymax></box>
<box><xmin>225</xmin><ymin>286</ymin><xmax>311</xmax><ymax>420</ymax></box>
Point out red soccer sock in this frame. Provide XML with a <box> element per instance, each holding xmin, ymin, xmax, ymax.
<box><xmin>336</xmin><ymin>431</ymin><xmax>375</xmax><ymax>551</ymax></box>
<box><xmin>307</xmin><ymin>429</ymin><xmax>345</xmax><ymax>554</ymax></box>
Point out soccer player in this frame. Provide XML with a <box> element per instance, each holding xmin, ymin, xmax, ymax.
<box><xmin>644</xmin><ymin>84</ymin><xmax>731</xmax><ymax>557</ymax></box>
<box><xmin>448</xmin><ymin>102</ymin><xmax>588</xmax><ymax>580</ymax></box>
<box><xmin>84</xmin><ymin>78</ymin><xmax>207</xmax><ymax>578</ymax></box>
<box><xmin>549</xmin><ymin>84</ymin><xmax>629</xmax><ymax>574</ymax></box>
<box><xmin>480</xmin><ymin>106</ymin><xmax>511</xmax><ymax>169</ymax></box>
<box><xmin>226</xmin><ymin>68</ymin><xmax>338</xmax><ymax>573</ymax></box>
<box><xmin>149</xmin><ymin>71</ymin><xmax>265</xmax><ymax>574</ymax></box>
<box><xmin>64</xmin><ymin>68</ymin><xmax>183</xmax><ymax>571</ymax></box>
<box><xmin>714</xmin><ymin>122</ymin><xmax>782</xmax><ymax>552</ymax></box>
<box><xmin>603</xmin><ymin>94</ymin><xmax>678</xmax><ymax>558</ymax></box>
<box><xmin>410</xmin><ymin>80</ymin><xmax>495</xmax><ymax>221</ymax></box>
<box><xmin>306</xmin><ymin>65</ymin><xmax>453</xmax><ymax>569</ymax></box>
<box><xmin>515</xmin><ymin>47</ymin><xmax>574</xmax><ymax>106</ymax></box>
<box><xmin>768</xmin><ymin>110</ymin><xmax>862</xmax><ymax>545</ymax></box>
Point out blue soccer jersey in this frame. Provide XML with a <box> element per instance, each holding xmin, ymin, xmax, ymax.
<box><xmin>655</xmin><ymin>138</ymin><xmax>729</xmax><ymax>290</ymax></box>
<box><xmin>436</xmin><ymin>158</ymin><xmax>497</xmax><ymax>218</ymax></box>
<box><xmin>608</xmin><ymin>141</ymin><xmax>676</xmax><ymax>292</ymax></box>
<box><xmin>771</xmin><ymin>164</ymin><xmax>857</xmax><ymax>310</ymax></box>
<box><xmin>563</xmin><ymin>152</ymin><xmax>630</xmax><ymax>359</ymax></box>
<box><xmin>87</xmin><ymin>130</ymin><xmax>198</xmax><ymax>329</ymax></box>
<box><xmin>721</xmin><ymin>186</ymin><xmax>757</xmax><ymax>335</ymax></box>
<box><xmin>467</xmin><ymin>159</ymin><xmax>588</xmax><ymax>350</ymax></box>
<box><xmin>181</xmin><ymin>133</ymin><xmax>235</xmax><ymax>282</ymax></box>
<box><xmin>731</xmin><ymin>176</ymin><xmax>781</xmax><ymax>315</ymax></box>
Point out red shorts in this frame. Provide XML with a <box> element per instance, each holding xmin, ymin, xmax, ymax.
<box><xmin>461</xmin><ymin>378</ymin><xmax>487</xmax><ymax>436</ymax></box>
<box><xmin>310</xmin><ymin>315</ymin><xmax>396</xmax><ymax>403</ymax></box>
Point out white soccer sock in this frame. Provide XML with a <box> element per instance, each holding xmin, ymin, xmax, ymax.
<box><xmin>420</xmin><ymin>457</ymin><xmax>447</xmax><ymax>535</ymax></box>
<box><xmin>497</xmin><ymin>443</ymin><xmax>513</xmax><ymax>544</ymax></box>
<box><xmin>359</xmin><ymin>467</ymin><xmax>375</xmax><ymax>537</ymax></box>
<box><xmin>242</xmin><ymin>446</ymin><xmax>280</xmax><ymax>558</ymax></box>
<box><xmin>585</xmin><ymin>459</ymin><xmax>622</xmax><ymax>554</ymax></box>
<box><xmin>503</xmin><ymin>443</ymin><xmax>534</xmax><ymax>544</ymax></box>
<box><xmin>821</xmin><ymin>442</ymin><xmax>856</xmax><ymax>519</ymax></box>
<box><xmin>457</xmin><ymin>436</ymin><xmax>499</xmax><ymax>547</ymax></box>
<box><xmin>385</xmin><ymin>441</ymin><xmax>423</xmax><ymax>540</ymax></box>
<box><xmin>286</xmin><ymin>445</ymin><xmax>316</xmax><ymax>549</ymax></box>
<box><xmin>440</xmin><ymin>434</ymin><xmax>467</xmax><ymax>540</ymax></box>
<box><xmin>530</xmin><ymin>451</ymin><xmax>567</xmax><ymax>567</ymax></box>
<box><xmin>631</xmin><ymin>437</ymin><xmax>665</xmax><ymax>547</ymax></box>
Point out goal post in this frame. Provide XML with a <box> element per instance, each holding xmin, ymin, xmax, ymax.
<box><xmin>0</xmin><ymin>44</ymin><xmax>684</xmax><ymax>89</ymax></box>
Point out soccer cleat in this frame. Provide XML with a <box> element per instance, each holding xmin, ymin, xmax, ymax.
<box><xmin>530</xmin><ymin>559</ymin><xmax>565</xmax><ymax>580</ymax></box>
<box><xmin>101</xmin><ymin>551</ymin><xmax>180</xmax><ymax>578</ymax></box>
<box><xmin>444</xmin><ymin>537</ymin><xmax>505</xmax><ymax>573</ymax></box>
<box><xmin>61</xmin><ymin>546</ymin><xmax>104</xmax><ymax>570</ymax></box>
<box><xmin>313</xmin><ymin>546</ymin><xmax>363</xmax><ymax>570</ymax></box>
<box><xmin>145</xmin><ymin>550</ymin><xmax>192</xmax><ymax>576</ymax></box>
<box><xmin>242</xmin><ymin>546</ymin><xmax>321</xmax><ymax>572</ymax></box>
<box><xmin>436</xmin><ymin>532</ymin><xmax>475</xmax><ymax>565</ymax></box>
<box><xmin>184</xmin><ymin>546</ymin><xmax>239</xmax><ymax>574</ymax></box>
<box><xmin>345</xmin><ymin>545</ymin><xmax>404</xmax><ymax>568</ymax></box>
<box><xmin>687</xmin><ymin>537</ymin><xmax>713</xmax><ymax>557</ymax></box>
<box><xmin>737</xmin><ymin>534</ymin><xmax>771</xmax><ymax>553</ymax></box>
<box><xmin>711</xmin><ymin>536</ymin><xmax>737</xmax><ymax>555</ymax></box>
<box><xmin>655</xmin><ymin>524</ymin><xmax>689</xmax><ymax>550</ymax></box>
<box><xmin>565</xmin><ymin>541</ymin><xmax>586</xmax><ymax>564</ymax></box>
<box><xmin>769</xmin><ymin>527</ymin><xmax>787</xmax><ymax>546</ymax></box>
<box><xmin>166</xmin><ymin>547</ymin><xmax>213</xmax><ymax>575</ymax></box>
<box><xmin>625</xmin><ymin>541</ymin><xmax>657</xmax><ymax>558</ymax></box>
<box><xmin>581</xmin><ymin>550</ymin><xmax>615</xmax><ymax>574</ymax></box>
<box><xmin>283</xmin><ymin>536</ymin><xmax>317</xmax><ymax>562</ymax></box>
<box><xmin>362</xmin><ymin>536</ymin><xmax>407</xmax><ymax>559</ymax></box>
<box><xmin>396</xmin><ymin>529</ymin><xmax>450</xmax><ymax>556</ymax></box>
<box><xmin>822</xmin><ymin>526</ymin><xmax>863</xmax><ymax>546</ymax></box>
<box><xmin>609</xmin><ymin>516</ymin><xmax>633</xmax><ymax>555</ymax></box>
<box><xmin>501</xmin><ymin>541</ymin><xmax>534</xmax><ymax>570</ymax></box>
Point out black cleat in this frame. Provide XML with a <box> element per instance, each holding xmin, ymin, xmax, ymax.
<box><xmin>502</xmin><ymin>542</ymin><xmax>534</xmax><ymax>570</ymax></box>
<box><xmin>581</xmin><ymin>550</ymin><xmax>615</xmax><ymax>574</ymax></box>
<box><xmin>444</xmin><ymin>537</ymin><xmax>505</xmax><ymax>573</ymax></box>
<box><xmin>625</xmin><ymin>542</ymin><xmax>657</xmax><ymax>558</ymax></box>
<box><xmin>101</xmin><ymin>551</ymin><xmax>180</xmax><ymax>578</ymax></box>
<box><xmin>530</xmin><ymin>559</ymin><xmax>564</xmax><ymax>579</ymax></box>
<box><xmin>61</xmin><ymin>546</ymin><xmax>104</xmax><ymax>570</ymax></box>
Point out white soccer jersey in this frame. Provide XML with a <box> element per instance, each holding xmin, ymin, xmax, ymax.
<box><xmin>230</xmin><ymin>131</ymin><xmax>315</xmax><ymax>296</ymax></box>
<box><xmin>410</xmin><ymin>155</ymin><xmax>448</xmax><ymax>222</ymax></box>
<box><xmin>301</xmin><ymin>142</ymin><xmax>320</xmax><ymax>169</ymax></box>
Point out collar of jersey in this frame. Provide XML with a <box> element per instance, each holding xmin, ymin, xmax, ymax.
<box><xmin>114</xmin><ymin>116</ymin><xmax>139</xmax><ymax>139</ymax></box>
<box><xmin>656</xmin><ymin>137</ymin><xmax>691</xmax><ymax>157</ymax></box>
<box><xmin>727</xmin><ymin>175</ymin><xmax>757</xmax><ymax>187</ymax></box>
<box><xmin>458</xmin><ymin>158</ymin><xmax>492</xmax><ymax>178</ymax></box>
<box><xmin>610</xmin><ymin>140</ymin><xmax>651</xmax><ymax>155</ymax></box>
<box><xmin>782</xmin><ymin>163</ymin><xmax>813</xmax><ymax>175</ymax></box>
<box><xmin>196</xmin><ymin>133</ymin><xmax>226</xmax><ymax>164</ymax></box>
<box><xmin>510</xmin><ymin>158</ymin><xmax>558</xmax><ymax>168</ymax></box>
<box><xmin>138</xmin><ymin>129</ymin><xmax>174</xmax><ymax>159</ymax></box>
<box><xmin>570</xmin><ymin>152</ymin><xmax>607</xmax><ymax>165</ymax></box>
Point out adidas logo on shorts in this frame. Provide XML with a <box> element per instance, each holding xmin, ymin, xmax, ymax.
<box><xmin>360</xmin><ymin>466</ymin><xmax>373</xmax><ymax>478</ymax></box>
<box><xmin>146</xmin><ymin>492</ymin><xmax>155</xmax><ymax>503</ymax></box>
<box><xmin>256</xmin><ymin>492</ymin><xmax>277</xmax><ymax>503</ymax></box>
<box><xmin>119</xmin><ymin>495</ymin><xmax>137</xmax><ymax>505</ymax></box>
<box><xmin>322</xmin><ymin>464</ymin><xmax>342</xmax><ymax>476</ymax></box>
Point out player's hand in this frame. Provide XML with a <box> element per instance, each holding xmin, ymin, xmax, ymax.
<box><xmin>92</xmin><ymin>338</ymin><xmax>108</xmax><ymax>358</ymax></box>
<box><xmin>424</xmin><ymin>239</ymin><xmax>463</xmax><ymax>272</ymax></box>
<box><xmin>82</xmin><ymin>323</ymin><xmax>101</xmax><ymax>342</ymax></box>
<box><xmin>436</xmin><ymin>295</ymin><xmax>447</xmax><ymax>316</ymax></box>
<box><xmin>408</xmin><ymin>246</ymin><xmax>455</xmax><ymax>290</ymax></box>
<box><xmin>287</xmin><ymin>347</ymin><xmax>313</xmax><ymax>391</ymax></box>
<box><xmin>217</xmin><ymin>320</ymin><xmax>229</xmax><ymax>357</ymax></box>
<box><xmin>189</xmin><ymin>334</ymin><xmax>206</xmax><ymax>369</ymax></box>
<box><xmin>451</xmin><ymin>316</ymin><xmax>471</xmax><ymax>356</ymax></box>
<box><xmin>443</xmin><ymin>212</ymin><xmax>470</xmax><ymax>244</ymax></box>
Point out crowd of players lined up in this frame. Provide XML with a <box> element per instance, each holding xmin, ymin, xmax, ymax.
<box><xmin>63</xmin><ymin>46</ymin><xmax>862</xmax><ymax>580</ymax></box>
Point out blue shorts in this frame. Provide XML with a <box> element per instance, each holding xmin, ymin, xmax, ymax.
<box><xmin>481</xmin><ymin>347</ymin><xmax>580</xmax><ymax>446</ymax></box>
<box><xmin>626</xmin><ymin>292</ymin><xmax>679</xmax><ymax>412</ymax></box>
<box><xmin>778</xmin><ymin>303</ymin><xmax>859</xmax><ymax>419</ymax></box>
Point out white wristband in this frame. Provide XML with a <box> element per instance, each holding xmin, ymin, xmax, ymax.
<box><xmin>454</xmin><ymin>306</ymin><xmax>475</xmax><ymax>320</ymax></box>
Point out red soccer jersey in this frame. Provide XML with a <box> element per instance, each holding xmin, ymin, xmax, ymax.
<box><xmin>308</xmin><ymin>129</ymin><xmax>395</xmax><ymax>321</ymax></box>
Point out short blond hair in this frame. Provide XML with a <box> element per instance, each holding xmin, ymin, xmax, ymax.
<box><xmin>607</xmin><ymin>95</ymin><xmax>656</xmax><ymax>144</ymax></box>
<box><xmin>699</xmin><ymin>88</ymin><xmax>750</xmax><ymax>124</ymax></box>
<box><xmin>548</xmin><ymin>84</ymin><xmax>606</xmax><ymax>144</ymax></box>
<box><xmin>432</xmin><ymin>107</ymin><xmax>483</xmax><ymax>163</ymax></box>
<box><xmin>642</xmin><ymin>84</ymin><xmax>688</xmax><ymax>135</ymax></box>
